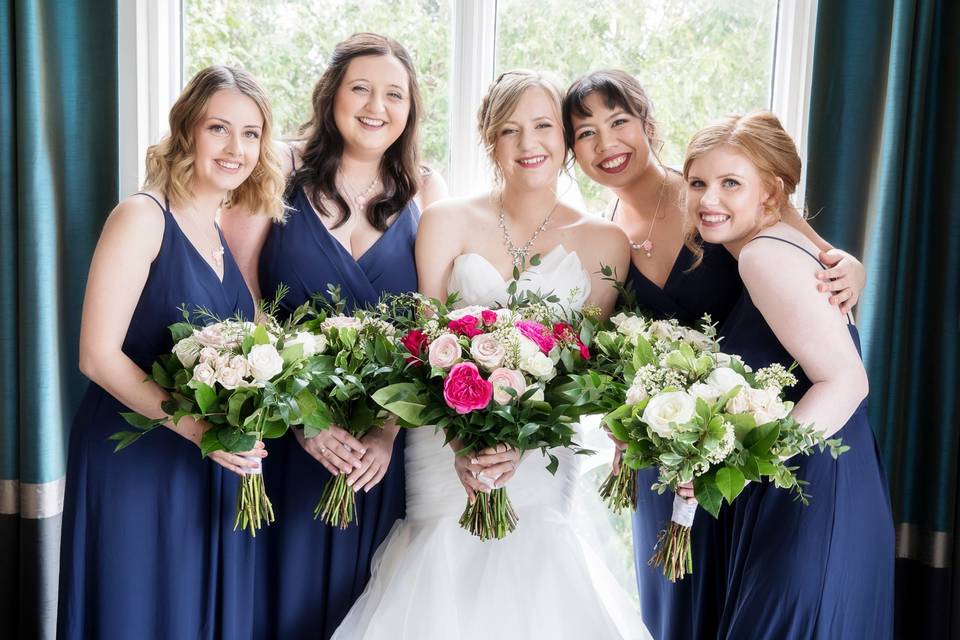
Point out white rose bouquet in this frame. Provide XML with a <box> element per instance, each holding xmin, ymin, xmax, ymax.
<box><xmin>372</xmin><ymin>289</ymin><xmax>597</xmax><ymax>540</ymax></box>
<box><xmin>575</xmin><ymin>310</ymin><xmax>848</xmax><ymax>581</ymax></box>
<box><xmin>110</xmin><ymin>297</ymin><xmax>331</xmax><ymax>536</ymax></box>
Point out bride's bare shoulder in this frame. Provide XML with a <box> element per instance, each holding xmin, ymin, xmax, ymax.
<box><xmin>421</xmin><ymin>194</ymin><xmax>490</xmax><ymax>228</ymax></box>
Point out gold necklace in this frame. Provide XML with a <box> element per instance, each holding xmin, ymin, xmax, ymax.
<box><xmin>626</xmin><ymin>176</ymin><xmax>668</xmax><ymax>259</ymax></box>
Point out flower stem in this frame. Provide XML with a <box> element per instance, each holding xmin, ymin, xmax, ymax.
<box><xmin>314</xmin><ymin>473</ymin><xmax>357</xmax><ymax>529</ymax></box>
<box><xmin>599</xmin><ymin>467</ymin><xmax>638</xmax><ymax>514</ymax></box>
<box><xmin>458</xmin><ymin>488</ymin><xmax>518</xmax><ymax>540</ymax></box>
<box><xmin>648</xmin><ymin>521</ymin><xmax>693</xmax><ymax>582</ymax></box>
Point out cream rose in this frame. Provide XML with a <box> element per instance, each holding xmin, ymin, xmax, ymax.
<box><xmin>173</xmin><ymin>337</ymin><xmax>200</xmax><ymax>367</ymax></box>
<box><xmin>199</xmin><ymin>346</ymin><xmax>222</xmax><ymax>365</ymax></box>
<box><xmin>625</xmin><ymin>379</ymin><xmax>648</xmax><ymax>405</ymax></box>
<box><xmin>470</xmin><ymin>333</ymin><xmax>506</xmax><ymax>371</ymax></box>
<box><xmin>611</xmin><ymin>313</ymin><xmax>646</xmax><ymax>339</ymax></box>
<box><xmin>706</xmin><ymin>367</ymin><xmax>748</xmax><ymax>395</ymax></box>
<box><xmin>191</xmin><ymin>361</ymin><xmax>216</xmax><ymax>387</ymax></box>
<box><xmin>519</xmin><ymin>351</ymin><xmax>556</xmax><ymax>380</ymax></box>
<box><xmin>285</xmin><ymin>331</ymin><xmax>322</xmax><ymax>357</ymax></box>
<box><xmin>228</xmin><ymin>355</ymin><xmax>251</xmax><ymax>379</ymax></box>
<box><xmin>194</xmin><ymin>324</ymin><xmax>228</xmax><ymax>348</ymax></box>
<box><xmin>488</xmin><ymin>367</ymin><xmax>527</xmax><ymax>405</ymax></box>
<box><xmin>428</xmin><ymin>333</ymin><xmax>462</xmax><ymax>369</ymax></box>
<box><xmin>247</xmin><ymin>344</ymin><xmax>284</xmax><ymax>381</ymax></box>
<box><xmin>215</xmin><ymin>365</ymin><xmax>244</xmax><ymax>390</ymax></box>
<box><xmin>447</xmin><ymin>305</ymin><xmax>488</xmax><ymax>320</ymax></box>
<box><xmin>649</xmin><ymin>320</ymin><xmax>679</xmax><ymax>340</ymax></box>
<box><xmin>689</xmin><ymin>382</ymin><xmax>722</xmax><ymax>404</ymax></box>
<box><xmin>642</xmin><ymin>391</ymin><xmax>696</xmax><ymax>438</ymax></box>
<box><xmin>684</xmin><ymin>329</ymin><xmax>715</xmax><ymax>351</ymax></box>
<box><xmin>321</xmin><ymin>316</ymin><xmax>363</xmax><ymax>331</ymax></box>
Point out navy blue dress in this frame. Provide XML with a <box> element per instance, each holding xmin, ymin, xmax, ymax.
<box><xmin>58</xmin><ymin>194</ymin><xmax>256</xmax><ymax>639</ymax></box>
<box><xmin>256</xmin><ymin>185</ymin><xmax>419</xmax><ymax>639</ymax></box>
<box><xmin>622</xmin><ymin>241</ymin><xmax>742</xmax><ymax>640</ymax></box>
<box><xmin>716</xmin><ymin>236</ymin><xmax>893</xmax><ymax>639</ymax></box>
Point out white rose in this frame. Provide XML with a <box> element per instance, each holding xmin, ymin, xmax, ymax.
<box><xmin>215</xmin><ymin>365</ymin><xmax>244</xmax><ymax>390</ymax></box>
<box><xmin>247</xmin><ymin>344</ymin><xmax>284</xmax><ymax>381</ymax></box>
<box><xmin>194</xmin><ymin>323</ymin><xmax>228</xmax><ymax>347</ymax></box>
<box><xmin>173</xmin><ymin>337</ymin><xmax>200</xmax><ymax>367</ymax></box>
<box><xmin>488</xmin><ymin>367</ymin><xmax>527</xmax><ymax>405</ymax></box>
<box><xmin>689</xmin><ymin>382</ymin><xmax>722</xmax><ymax>404</ymax></box>
<box><xmin>492</xmin><ymin>308</ymin><xmax>514</xmax><ymax>325</ymax></box>
<box><xmin>470</xmin><ymin>333</ymin><xmax>506</xmax><ymax>371</ymax></box>
<box><xmin>725</xmin><ymin>389</ymin><xmax>752</xmax><ymax>415</ymax></box>
<box><xmin>612</xmin><ymin>314</ymin><xmax>646</xmax><ymax>339</ymax></box>
<box><xmin>517</xmin><ymin>335</ymin><xmax>541</xmax><ymax>360</ymax></box>
<box><xmin>642</xmin><ymin>391</ymin><xmax>697</xmax><ymax>438</ymax></box>
<box><xmin>625</xmin><ymin>379</ymin><xmax>648</xmax><ymax>405</ymax></box>
<box><xmin>285</xmin><ymin>331</ymin><xmax>320</xmax><ymax>357</ymax></box>
<box><xmin>427</xmin><ymin>333</ymin><xmax>462</xmax><ymax>369</ymax></box>
<box><xmin>199</xmin><ymin>346</ymin><xmax>221</xmax><ymax>365</ymax></box>
<box><xmin>706</xmin><ymin>367</ymin><xmax>748</xmax><ymax>395</ymax></box>
<box><xmin>649</xmin><ymin>320</ymin><xmax>679</xmax><ymax>340</ymax></box>
<box><xmin>714</xmin><ymin>352</ymin><xmax>733</xmax><ymax>367</ymax></box>
<box><xmin>684</xmin><ymin>329</ymin><xmax>715</xmax><ymax>351</ymax></box>
<box><xmin>528</xmin><ymin>386</ymin><xmax>544</xmax><ymax>402</ymax></box>
<box><xmin>191</xmin><ymin>361</ymin><xmax>216</xmax><ymax>387</ymax></box>
<box><xmin>228</xmin><ymin>355</ymin><xmax>251</xmax><ymax>379</ymax></box>
<box><xmin>321</xmin><ymin>316</ymin><xmax>363</xmax><ymax>331</ymax></box>
<box><xmin>519</xmin><ymin>351</ymin><xmax>556</xmax><ymax>380</ymax></box>
<box><xmin>447</xmin><ymin>305</ymin><xmax>488</xmax><ymax>320</ymax></box>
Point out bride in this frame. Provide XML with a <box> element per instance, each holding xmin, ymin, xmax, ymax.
<box><xmin>334</xmin><ymin>70</ymin><xmax>651</xmax><ymax>639</ymax></box>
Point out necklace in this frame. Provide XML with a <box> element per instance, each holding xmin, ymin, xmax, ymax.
<box><xmin>338</xmin><ymin>170</ymin><xmax>379</xmax><ymax>208</ymax></box>
<box><xmin>496</xmin><ymin>191</ymin><xmax>560</xmax><ymax>267</ymax></box>
<box><xmin>625</xmin><ymin>177</ymin><xmax>668</xmax><ymax>259</ymax></box>
<box><xmin>182</xmin><ymin>201</ymin><xmax>225</xmax><ymax>268</ymax></box>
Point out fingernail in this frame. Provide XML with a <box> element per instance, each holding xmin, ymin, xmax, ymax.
<box><xmin>470</xmin><ymin>458</ymin><xmax>478</xmax><ymax>465</ymax></box>
<box><xmin>353</xmin><ymin>461</ymin><xmax>362</xmax><ymax>469</ymax></box>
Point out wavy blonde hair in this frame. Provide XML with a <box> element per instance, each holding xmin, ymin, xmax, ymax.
<box><xmin>143</xmin><ymin>65</ymin><xmax>285</xmax><ymax>219</ymax></box>
<box><xmin>477</xmin><ymin>69</ymin><xmax>568</xmax><ymax>181</ymax></box>
<box><xmin>682</xmin><ymin>111</ymin><xmax>802</xmax><ymax>265</ymax></box>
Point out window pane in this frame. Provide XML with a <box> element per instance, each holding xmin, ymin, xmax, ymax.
<box><xmin>183</xmin><ymin>0</ymin><xmax>452</xmax><ymax>176</ymax></box>
<box><xmin>496</xmin><ymin>0</ymin><xmax>779</xmax><ymax>212</ymax></box>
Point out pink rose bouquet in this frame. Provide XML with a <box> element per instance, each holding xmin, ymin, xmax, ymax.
<box><xmin>372</xmin><ymin>293</ymin><xmax>599</xmax><ymax>540</ymax></box>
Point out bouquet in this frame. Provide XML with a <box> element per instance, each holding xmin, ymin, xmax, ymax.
<box><xmin>110</xmin><ymin>297</ymin><xmax>330</xmax><ymax>536</ymax></box>
<box><xmin>567</xmin><ymin>310</ymin><xmax>848</xmax><ymax>581</ymax></box>
<box><xmin>285</xmin><ymin>292</ymin><xmax>401</xmax><ymax>529</ymax></box>
<box><xmin>373</xmin><ymin>291</ymin><xmax>596</xmax><ymax>540</ymax></box>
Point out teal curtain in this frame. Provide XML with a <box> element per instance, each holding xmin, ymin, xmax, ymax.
<box><xmin>0</xmin><ymin>1</ymin><xmax>118</xmax><ymax>637</ymax></box>
<box><xmin>805</xmin><ymin>0</ymin><xmax>960</xmax><ymax>637</ymax></box>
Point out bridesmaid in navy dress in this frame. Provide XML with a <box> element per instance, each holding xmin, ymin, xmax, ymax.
<box><xmin>562</xmin><ymin>71</ymin><xmax>868</xmax><ymax>639</ymax></box>
<box><xmin>684</xmin><ymin>111</ymin><xmax>893</xmax><ymax>638</ymax></box>
<box><xmin>221</xmin><ymin>34</ymin><xmax>447</xmax><ymax>639</ymax></box>
<box><xmin>58</xmin><ymin>66</ymin><xmax>286</xmax><ymax>639</ymax></box>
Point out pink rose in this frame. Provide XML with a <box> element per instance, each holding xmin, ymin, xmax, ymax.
<box><xmin>195</xmin><ymin>324</ymin><xmax>228</xmax><ymax>348</ymax></box>
<box><xmin>428</xmin><ymin>333</ymin><xmax>462</xmax><ymax>369</ymax></box>
<box><xmin>470</xmin><ymin>333</ymin><xmax>506</xmax><ymax>370</ymax></box>
<box><xmin>514</xmin><ymin>320</ymin><xmax>556</xmax><ymax>354</ymax></box>
<box><xmin>481</xmin><ymin>309</ymin><xmax>498</xmax><ymax>325</ymax></box>
<box><xmin>488</xmin><ymin>367</ymin><xmax>527</xmax><ymax>405</ymax></box>
<box><xmin>443</xmin><ymin>362</ymin><xmax>494</xmax><ymax>414</ymax></box>
<box><xmin>448</xmin><ymin>315</ymin><xmax>483</xmax><ymax>338</ymax></box>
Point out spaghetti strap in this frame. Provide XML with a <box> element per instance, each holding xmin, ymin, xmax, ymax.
<box><xmin>749</xmin><ymin>235</ymin><xmax>826</xmax><ymax>268</ymax></box>
<box><xmin>133</xmin><ymin>192</ymin><xmax>167</xmax><ymax>214</ymax></box>
<box><xmin>289</xmin><ymin>146</ymin><xmax>297</xmax><ymax>171</ymax></box>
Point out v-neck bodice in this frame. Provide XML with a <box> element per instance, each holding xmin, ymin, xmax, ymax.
<box><xmin>122</xmin><ymin>192</ymin><xmax>254</xmax><ymax>370</ymax></box>
<box><xmin>623</xmin><ymin>240</ymin><xmax>742</xmax><ymax>325</ymax></box>
<box><xmin>259</xmin><ymin>185</ymin><xmax>420</xmax><ymax>318</ymax></box>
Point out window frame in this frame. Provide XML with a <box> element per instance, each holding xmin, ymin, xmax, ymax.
<box><xmin>118</xmin><ymin>0</ymin><xmax>816</xmax><ymax>202</ymax></box>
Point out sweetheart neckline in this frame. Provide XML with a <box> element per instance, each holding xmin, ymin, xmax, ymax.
<box><xmin>451</xmin><ymin>244</ymin><xmax>579</xmax><ymax>284</ymax></box>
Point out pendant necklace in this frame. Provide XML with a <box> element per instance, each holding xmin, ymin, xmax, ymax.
<box><xmin>338</xmin><ymin>170</ymin><xmax>379</xmax><ymax>209</ymax></box>
<box><xmin>184</xmin><ymin>202</ymin><xmax>225</xmax><ymax>269</ymax></box>
<box><xmin>626</xmin><ymin>176</ymin><xmax>668</xmax><ymax>259</ymax></box>
<box><xmin>497</xmin><ymin>191</ymin><xmax>560</xmax><ymax>267</ymax></box>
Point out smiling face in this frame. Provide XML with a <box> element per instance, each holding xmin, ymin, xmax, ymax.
<box><xmin>333</xmin><ymin>54</ymin><xmax>411</xmax><ymax>159</ymax></box>
<box><xmin>685</xmin><ymin>145</ymin><xmax>778</xmax><ymax>247</ymax></box>
<box><xmin>191</xmin><ymin>88</ymin><xmax>263</xmax><ymax>195</ymax></box>
<box><xmin>570</xmin><ymin>92</ymin><xmax>658</xmax><ymax>189</ymax></box>
<box><xmin>492</xmin><ymin>86</ymin><xmax>566</xmax><ymax>191</ymax></box>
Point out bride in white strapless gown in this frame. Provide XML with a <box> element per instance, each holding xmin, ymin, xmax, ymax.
<box><xmin>333</xmin><ymin>245</ymin><xmax>650</xmax><ymax>640</ymax></box>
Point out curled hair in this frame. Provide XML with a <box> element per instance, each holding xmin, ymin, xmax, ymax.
<box><xmin>477</xmin><ymin>69</ymin><xmax>568</xmax><ymax>181</ymax></box>
<box><xmin>562</xmin><ymin>69</ymin><xmax>663</xmax><ymax>160</ymax></box>
<box><xmin>682</xmin><ymin>111</ymin><xmax>802</xmax><ymax>265</ymax></box>
<box><xmin>143</xmin><ymin>65</ymin><xmax>285</xmax><ymax>220</ymax></box>
<box><xmin>289</xmin><ymin>33</ymin><xmax>422</xmax><ymax>231</ymax></box>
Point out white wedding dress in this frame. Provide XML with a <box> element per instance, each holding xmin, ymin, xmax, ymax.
<box><xmin>334</xmin><ymin>246</ymin><xmax>650</xmax><ymax>640</ymax></box>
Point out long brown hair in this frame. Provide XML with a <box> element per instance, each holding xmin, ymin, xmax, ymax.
<box><xmin>143</xmin><ymin>65</ymin><xmax>285</xmax><ymax>219</ymax></box>
<box><xmin>289</xmin><ymin>33</ymin><xmax>422</xmax><ymax>231</ymax></box>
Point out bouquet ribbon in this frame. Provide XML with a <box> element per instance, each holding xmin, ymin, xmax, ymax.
<box><xmin>671</xmin><ymin>494</ymin><xmax>697</xmax><ymax>527</ymax></box>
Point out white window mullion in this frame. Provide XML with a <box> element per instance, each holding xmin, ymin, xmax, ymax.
<box><xmin>446</xmin><ymin>0</ymin><xmax>497</xmax><ymax>197</ymax></box>
<box><xmin>118</xmin><ymin>0</ymin><xmax>182</xmax><ymax>197</ymax></box>
<box><xmin>770</xmin><ymin>0</ymin><xmax>818</xmax><ymax>210</ymax></box>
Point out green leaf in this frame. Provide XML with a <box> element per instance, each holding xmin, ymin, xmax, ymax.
<box><xmin>744</xmin><ymin>421</ymin><xmax>780</xmax><ymax>454</ymax></box>
<box><xmin>120</xmin><ymin>412</ymin><xmax>165</xmax><ymax>429</ymax></box>
<box><xmin>261</xmin><ymin>418</ymin><xmax>287</xmax><ymax>440</ymax></box>
<box><xmin>518</xmin><ymin>422</ymin><xmax>539</xmax><ymax>439</ymax></box>
<box><xmin>545</xmin><ymin>452</ymin><xmax>559</xmax><ymax>475</ymax></box>
<box><xmin>280</xmin><ymin>343</ymin><xmax>304</xmax><ymax>365</ymax></box>
<box><xmin>168</xmin><ymin>322</ymin><xmax>194</xmax><ymax>341</ymax></box>
<box><xmin>693</xmin><ymin>473</ymin><xmax>724</xmax><ymax>518</ymax></box>
<box><xmin>151</xmin><ymin>361</ymin><xmax>174</xmax><ymax>388</ymax></box>
<box><xmin>633</xmin><ymin>336</ymin><xmax>656</xmax><ymax>368</ymax></box>
<box><xmin>218</xmin><ymin>429</ymin><xmax>242</xmax><ymax>450</ymax></box>
<box><xmin>529</xmin><ymin>253</ymin><xmax>542</xmax><ymax>266</ymax></box>
<box><xmin>242</xmin><ymin>335</ymin><xmax>255</xmax><ymax>355</ymax></box>
<box><xmin>659</xmin><ymin>451</ymin><xmax>683</xmax><ymax>466</ymax></box>
<box><xmin>200</xmin><ymin>429</ymin><xmax>225</xmax><ymax>457</ymax></box>
<box><xmin>226</xmin><ymin>391</ymin><xmax>252</xmax><ymax>427</ymax></box>
<box><xmin>715</xmin><ymin>466</ymin><xmax>746</xmax><ymax>504</ymax></box>
<box><xmin>253</xmin><ymin>324</ymin><xmax>270</xmax><ymax>345</ymax></box>
<box><xmin>194</xmin><ymin>382</ymin><xmax>217</xmax><ymax>415</ymax></box>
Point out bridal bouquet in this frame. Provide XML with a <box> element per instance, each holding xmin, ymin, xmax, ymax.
<box><xmin>568</xmin><ymin>310</ymin><xmax>848</xmax><ymax>581</ymax></box>
<box><xmin>110</xmin><ymin>301</ymin><xmax>329</xmax><ymax>536</ymax></box>
<box><xmin>287</xmin><ymin>293</ymin><xmax>401</xmax><ymax>529</ymax></box>
<box><xmin>373</xmin><ymin>292</ymin><xmax>596</xmax><ymax>540</ymax></box>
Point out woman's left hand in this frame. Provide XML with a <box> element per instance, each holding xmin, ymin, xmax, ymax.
<box><xmin>817</xmin><ymin>249</ymin><xmax>866</xmax><ymax>314</ymax></box>
<box><xmin>474</xmin><ymin>444</ymin><xmax>521</xmax><ymax>489</ymax></box>
<box><xmin>347</xmin><ymin>427</ymin><xmax>398</xmax><ymax>492</ymax></box>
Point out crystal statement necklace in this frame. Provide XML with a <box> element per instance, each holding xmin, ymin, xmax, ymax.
<box><xmin>497</xmin><ymin>191</ymin><xmax>560</xmax><ymax>267</ymax></box>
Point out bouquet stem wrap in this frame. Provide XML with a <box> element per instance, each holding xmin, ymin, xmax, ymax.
<box><xmin>649</xmin><ymin>494</ymin><xmax>697</xmax><ymax>582</ymax></box>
